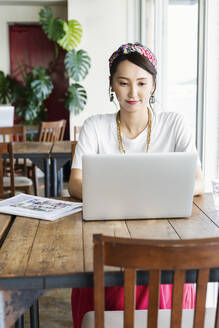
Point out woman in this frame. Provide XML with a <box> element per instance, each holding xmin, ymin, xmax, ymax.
<box><xmin>68</xmin><ymin>43</ymin><xmax>204</xmax><ymax>328</ymax></box>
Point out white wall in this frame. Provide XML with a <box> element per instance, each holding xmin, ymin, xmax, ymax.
<box><xmin>0</xmin><ymin>1</ymin><xmax>67</xmax><ymax>73</ymax></box>
<box><xmin>68</xmin><ymin>0</ymin><xmax>129</xmax><ymax>139</ymax></box>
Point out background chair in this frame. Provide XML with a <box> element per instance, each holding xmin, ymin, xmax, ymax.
<box><xmin>82</xmin><ymin>234</ymin><xmax>219</xmax><ymax>328</ymax></box>
<box><xmin>0</xmin><ymin>125</ymin><xmax>27</xmax><ymax>174</ymax></box>
<box><xmin>38</xmin><ymin>119</ymin><xmax>66</xmax><ymax>142</ymax></box>
<box><xmin>73</xmin><ymin>125</ymin><xmax>82</xmax><ymax>141</ymax></box>
<box><xmin>30</xmin><ymin>119</ymin><xmax>67</xmax><ymax>195</ymax></box>
<box><xmin>0</xmin><ymin>142</ymin><xmax>15</xmax><ymax>198</ymax></box>
<box><xmin>72</xmin><ymin>141</ymin><xmax>77</xmax><ymax>160</ymax></box>
<box><xmin>0</xmin><ymin>127</ymin><xmax>32</xmax><ymax>195</ymax></box>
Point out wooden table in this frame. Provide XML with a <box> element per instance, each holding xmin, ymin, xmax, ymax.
<box><xmin>1</xmin><ymin>193</ymin><xmax>219</xmax><ymax>326</ymax></box>
<box><xmin>1</xmin><ymin>193</ymin><xmax>219</xmax><ymax>291</ymax></box>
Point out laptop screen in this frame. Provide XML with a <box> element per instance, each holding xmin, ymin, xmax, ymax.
<box><xmin>0</xmin><ymin>106</ymin><xmax>14</xmax><ymax>127</ymax></box>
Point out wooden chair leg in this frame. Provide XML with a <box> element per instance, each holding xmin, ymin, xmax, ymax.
<box><xmin>32</xmin><ymin>165</ymin><xmax>39</xmax><ymax>196</ymax></box>
<box><xmin>14</xmin><ymin>315</ymin><xmax>24</xmax><ymax>328</ymax></box>
<box><xmin>30</xmin><ymin>300</ymin><xmax>40</xmax><ymax>328</ymax></box>
<box><xmin>58</xmin><ymin>168</ymin><xmax>64</xmax><ymax>196</ymax></box>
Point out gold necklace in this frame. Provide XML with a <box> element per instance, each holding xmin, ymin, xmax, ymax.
<box><xmin>116</xmin><ymin>107</ymin><xmax>152</xmax><ymax>153</ymax></box>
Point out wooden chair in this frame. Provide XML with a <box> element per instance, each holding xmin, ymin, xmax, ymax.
<box><xmin>82</xmin><ymin>234</ymin><xmax>219</xmax><ymax>328</ymax></box>
<box><xmin>30</xmin><ymin>120</ymin><xmax>67</xmax><ymax>195</ymax></box>
<box><xmin>72</xmin><ymin>141</ymin><xmax>77</xmax><ymax>160</ymax></box>
<box><xmin>0</xmin><ymin>142</ymin><xmax>15</xmax><ymax>198</ymax></box>
<box><xmin>73</xmin><ymin>126</ymin><xmax>82</xmax><ymax>141</ymax></box>
<box><xmin>38</xmin><ymin>119</ymin><xmax>66</xmax><ymax>142</ymax></box>
<box><xmin>0</xmin><ymin>125</ymin><xmax>27</xmax><ymax>175</ymax></box>
<box><xmin>0</xmin><ymin>139</ymin><xmax>32</xmax><ymax>196</ymax></box>
<box><xmin>0</xmin><ymin>125</ymin><xmax>26</xmax><ymax>142</ymax></box>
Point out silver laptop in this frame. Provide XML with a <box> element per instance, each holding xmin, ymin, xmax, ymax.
<box><xmin>0</xmin><ymin>106</ymin><xmax>14</xmax><ymax>127</ymax></box>
<box><xmin>82</xmin><ymin>153</ymin><xmax>197</xmax><ymax>221</ymax></box>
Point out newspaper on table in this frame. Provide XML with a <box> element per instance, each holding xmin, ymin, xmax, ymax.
<box><xmin>0</xmin><ymin>193</ymin><xmax>82</xmax><ymax>221</ymax></box>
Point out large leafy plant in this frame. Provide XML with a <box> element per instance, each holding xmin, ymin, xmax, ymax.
<box><xmin>39</xmin><ymin>6</ymin><xmax>91</xmax><ymax>115</ymax></box>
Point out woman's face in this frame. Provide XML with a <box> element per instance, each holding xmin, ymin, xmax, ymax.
<box><xmin>111</xmin><ymin>60</ymin><xmax>154</xmax><ymax>114</ymax></box>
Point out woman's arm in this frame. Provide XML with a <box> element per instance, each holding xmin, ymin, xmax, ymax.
<box><xmin>68</xmin><ymin>168</ymin><xmax>82</xmax><ymax>200</ymax></box>
<box><xmin>194</xmin><ymin>165</ymin><xmax>205</xmax><ymax>196</ymax></box>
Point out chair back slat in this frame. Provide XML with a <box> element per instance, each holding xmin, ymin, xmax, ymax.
<box><xmin>72</xmin><ymin>141</ymin><xmax>77</xmax><ymax>161</ymax></box>
<box><xmin>194</xmin><ymin>268</ymin><xmax>209</xmax><ymax>328</ymax></box>
<box><xmin>148</xmin><ymin>269</ymin><xmax>160</xmax><ymax>328</ymax></box>
<box><xmin>103</xmin><ymin>237</ymin><xmax>219</xmax><ymax>270</ymax></box>
<box><xmin>38</xmin><ymin>120</ymin><xmax>66</xmax><ymax>142</ymax></box>
<box><xmin>170</xmin><ymin>269</ymin><xmax>185</xmax><ymax>328</ymax></box>
<box><xmin>124</xmin><ymin>268</ymin><xmax>136</xmax><ymax>328</ymax></box>
<box><xmin>73</xmin><ymin>126</ymin><xmax>82</xmax><ymax>141</ymax></box>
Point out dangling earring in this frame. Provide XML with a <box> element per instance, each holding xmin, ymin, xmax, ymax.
<box><xmin>150</xmin><ymin>95</ymin><xmax>155</xmax><ymax>104</ymax></box>
<box><xmin>110</xmin><ymin>88</ymin><xmax>114</xmax><ymax>102</ymax></box>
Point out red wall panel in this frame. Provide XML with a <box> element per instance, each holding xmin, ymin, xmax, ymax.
<box><xmin>9</xmin><ymin>24</ymin><xmax>69</xmax><ymax>139</ymax></box>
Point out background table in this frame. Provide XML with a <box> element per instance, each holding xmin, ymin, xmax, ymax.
<box><xmin>13</xmin><ymin>142</ymin><xmax>53</xmax><ymax>197</ymax></box>
<box><xmin>13</xmin><ymin>141</ymin><xmax>72</xmax><ymax>197</ymax></box>
<box><xmin>50</xmin><ymin>141</ymin><xmax>73</xmax><ymax>197</ymax></box>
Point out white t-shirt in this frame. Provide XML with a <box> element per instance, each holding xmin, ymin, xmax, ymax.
<box><xmin>72</xmin><ymin>111</ymin><xmax>199</xmax><ymax>170</ymax></box>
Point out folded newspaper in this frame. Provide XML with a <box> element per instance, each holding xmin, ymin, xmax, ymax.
<box><xmin>0</xmin><ymin>193</ymin><xmax>82</xmax><ymax>221</ymax></box>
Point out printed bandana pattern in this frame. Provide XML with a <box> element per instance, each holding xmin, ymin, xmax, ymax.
<box><xmin>109</xmin><ymin>44</ymin><xmax>157</xmax><ymax>70</ymax></box>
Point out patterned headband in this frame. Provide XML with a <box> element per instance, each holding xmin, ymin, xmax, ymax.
<box><xmin>109</xmin><ymin>43</ymin><xmax>157</xmax><ymax>71</ymax></box>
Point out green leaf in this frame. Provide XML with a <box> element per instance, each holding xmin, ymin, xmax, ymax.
<box><xmin>31</xmin><ymin>77</ymin><xmax>53</xmax><ymax>101</ymax></box>
<box><xmin>65</xmin><ymin>83</ymin><xmax>87</xmax><ymax>115</ymax></box>
<box><xmin>31</xmin><ymin>67</ymin><xmax>54</xmax><ymax>101</ymax></box>
<box><xmin>65</xmin><ymin>49</ymin><xmax>91</xmax><ymax>82</ymax></box>
<box><xmin>57</xmin><ymin>20</ymin><xmax>82</xmax><ymax>51</ymax></box>
<box><xmin>9</xmin><ymin>78</ymin><xmax>25</xmax><ymax>104</ymax></box>
<box><xmin>39</xmin><ymin>6</ymin><xmax>64</xmax><ymax>41</ymax></box>
<box><xmin>0</xmin><ymin>71</ymin><xmax>11</xmax><ymax>104</ymax></box>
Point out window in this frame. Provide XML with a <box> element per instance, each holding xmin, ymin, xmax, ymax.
<box><xmin>140</xmin><ymin>0</ymin><xmax>219</xmax><ymax>190</ymax></box>
<box><xmin>144</xmin><ymin>0</ymin><xmax>198</xmax><ymax>130</ymax></box>
<box><xmin>166</xmin><ymin>0</ymin><xmax>198</xmax><ymax>131</ymax></box>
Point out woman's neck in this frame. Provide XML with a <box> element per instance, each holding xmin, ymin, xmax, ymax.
<box><xmin>119</xmin><ymin>108</ymin><xmax>149</xmax><ymax>139</ymax></box>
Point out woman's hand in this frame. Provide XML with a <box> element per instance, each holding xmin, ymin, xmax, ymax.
<box><xmin>68</xmin><ymin>168</ymin><xmax>82</xmax><ymax>200</ymax></box>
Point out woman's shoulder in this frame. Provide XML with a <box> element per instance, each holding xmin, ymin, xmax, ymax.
<box><xmin>83</xmin><ymin>113</ymin><xmax>116</xmax><ymax>131</ymax></box>
<box><xmin>155</xmin><ymin>110</ymin><xmax>184</xmax><ymax>122</ymax></box>
<box><xmin>154</xmin><ymin>111</ymin><xmax>187</xmax><ymax>129</ymax></box>
<box><xmin>84</xmin><ymin>113</ymin><xmax>116</xmax><ymax>125</ymax></box>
